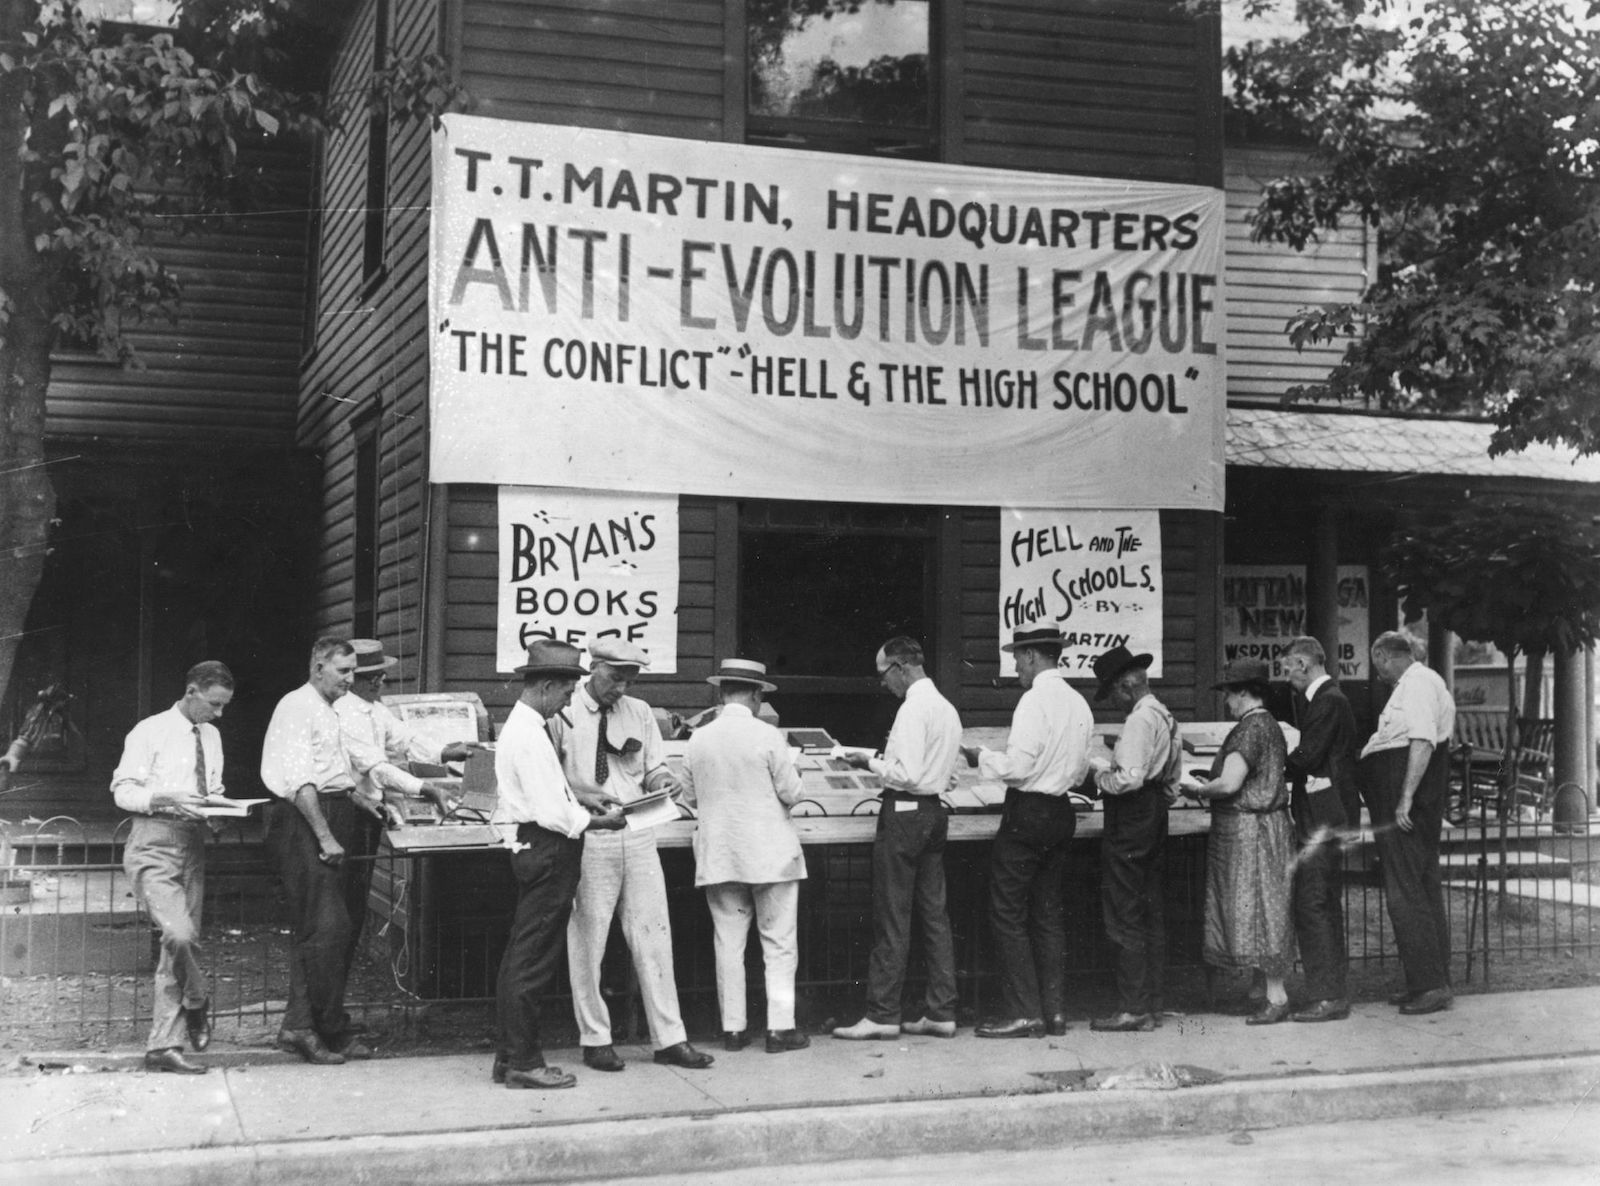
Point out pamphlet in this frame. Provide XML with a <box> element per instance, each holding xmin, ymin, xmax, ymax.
<box><xmin>622</xmin><ymin>791</ymin><xmax>680</xmax><ymax>831</ymax></box>
<box><xmin>198</xmin><ymin>796</ymin><xmax>269</xmax><ymax>818</ymax></box>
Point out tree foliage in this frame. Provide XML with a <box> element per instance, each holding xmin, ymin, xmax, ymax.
<box><xmin>1227</xmin><ymin>0</ymin><xmax>1600</xmax><ymax>455</ymax></box>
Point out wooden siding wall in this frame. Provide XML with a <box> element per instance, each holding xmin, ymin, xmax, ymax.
<box><xmin>45</xmin><ymin>146</ymin><xmax>309</xmax><ymax>443</ymax></box>
<box><xmin>299</xmin><ymin>0</ymin><xmax>440</xmax><ymax>686</ymax></box>
<box><xmin>1225</xmin><ymin>147</ymin><xmax>1374</xmax><ymax>402</ymax></box>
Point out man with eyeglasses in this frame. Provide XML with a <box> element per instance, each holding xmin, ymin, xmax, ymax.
<box><xmin>833</xmin><ymin>636</ymin><xmax>963</xmax><ymax>1041</ymax></box>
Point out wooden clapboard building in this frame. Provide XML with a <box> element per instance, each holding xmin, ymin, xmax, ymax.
<box><xmin>299</xmin><ymin>0</ymin><xmax>1228</xmax><ymax>738</ymax></box>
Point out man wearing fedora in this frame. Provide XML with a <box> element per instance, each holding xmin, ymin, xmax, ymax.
<box><xmin>493</xmin><ymin>640</ymin><xmax>626</xmax><ymax>1090</ymax></box>
<box><xmin>335</xmin><ymin>638</ymin><xmax>478</xmax><ymax>1011</ymax></box>
<box><xmin>833</xmin><ymin>636</ymin><xmax>963</xmax><ymax>1042</ymax></box>
<box><xmin>960</xmin><ymin>626</ymin><xmax>1093</xmax><ymax>1038</ymax></box>
<box><xmin>551</xmin><ymin>638</ymin><xmax>713</xmax><ymax>1073</ymax></box>
<box><xmin>680</xmin><ymin>659</ymin><xmax>809</xmax><ymax>1055</ymax></box>
<box><xmin>1088</xmin><ymin>645</ymin><xmax>1181</xmax><ymax>1033</ymax></box>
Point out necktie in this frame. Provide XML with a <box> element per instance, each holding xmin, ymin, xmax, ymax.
<box><xmin>594</xmin><ymin>706</ymin><xmax>610</xmax><ymax>786</ymax></box>
<box><xmin>192</xmin><ymin>725</ymin><xmax>208</xmax><ymax>797</ymax></box>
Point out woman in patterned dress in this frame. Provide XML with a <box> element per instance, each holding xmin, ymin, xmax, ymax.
<box><xmin>1181</xmin><ymin>658</ymin><xmax>1297</xmax><ymax>1024</ymax></box>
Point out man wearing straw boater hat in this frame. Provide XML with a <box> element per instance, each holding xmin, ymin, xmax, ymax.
<box><xmin>551</xmin><ymin>638</ymin><xmax>713</xmax><ymax>1074</ymax></box>
<box><xmin>680</xmin><ymin>658</ymin><xmax>809</xmax><ymax>1055</ymax></box>
<box><xmin>491</xmin><ymin>640</ymin><xmax>625</xmax><ymax>1091</ymax></box>
<box><xmin>1087</xmin><ymin>644</ymin><xmax>1181</xmax><ymax>1033</ymax></box>
<box><xmin>960</xmin><ymin>626</ymin><xmax>1093</xmax><ymax>1038</ymax></box>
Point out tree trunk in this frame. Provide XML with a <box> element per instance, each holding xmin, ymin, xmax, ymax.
<box><xmin>1523</xmin><ymin>648</ymin><xmax>1546</xmax><ymax>718</ymax></box>
<box><xmin>0</xmin><ymin>0</ymin><xmax>60</xmax><ymax>727</ymax></box>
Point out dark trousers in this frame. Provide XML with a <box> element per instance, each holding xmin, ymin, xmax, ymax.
<box><xmin>865</xmin><ymin>798</ymin><xmax>958</xmax><ymax>1024</ymax></box>
<box><xmin>266</xmin><ymin>795</ymin><xmax>361</xmax><ymax>1039</ymax></box>
<box><xmin>1100</xmin><ymin>785</ymin><xmax>1168</xmax><ymax>1015</ymax></box>
<box><xmin>496</xmin><ymin>825</ymin><xmax>584</xmax><ymax>1071</ymax></box>
<box><xmin>342</xmin><ymin>810</ymin><xmax>383</xmax><ymax>981</ymax></box>
<box><xmin>988</xmin><ymin>789</ymin><xmax>1077</xmax><ymax>1020</ymax></box>
<box><xmin>1362</xmin><ymin>745</ymin><xmax>1451</xmax><ymax>994</ymax></box>
<box><xmin>1292</xmin><ymin>835</ymin><xmax>1347</xmax><ymax>1001</ymax></box>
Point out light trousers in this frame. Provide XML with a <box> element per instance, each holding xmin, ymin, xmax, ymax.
<box><xmin>705</xmin><ymin>880</ymin><xmax>800</xmax><ymax>1032</ymax></box>
<box><xmin>124</xmin><ymin>816</ymin><xmax>208</xmax><ymax>1052</ymax></box>
<box><xmin>566</xmin><ymin>829</ymin><xmax>687</xmax><ymax>1049</ymax></box>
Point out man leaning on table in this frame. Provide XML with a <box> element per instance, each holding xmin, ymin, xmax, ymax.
<box><xmin>112</xmin><ymin>660</ymin><xmax>235</xmax><ymax>1074</ymax></box>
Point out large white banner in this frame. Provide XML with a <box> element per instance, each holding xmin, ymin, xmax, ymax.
<box><xmin>1221</xmin><ymin>565</ymin><xmax>1370</xmax><ymax>680</ymax></box>
<box><xmin>497</xmin><ymin>488</ymin><xmax>679</xmax><ymax>673</ymax></box>
<box><xmin>998</xmin><ymin>509</ymin><xmax>1163</xmax><ymax>679</ymax></box>
<box><xmin>430</xmin><ymin>115</ymin><xmax>1226</xmax><ymax>510</ymax></box>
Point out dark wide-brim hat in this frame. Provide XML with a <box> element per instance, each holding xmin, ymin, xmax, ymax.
<box><xmin>350</xmin><ymin>638</ymin><xmax>400</xmax><ymax>674</ymax></box>
<box><xmin>1092</xmin><ymin>645</ymin><xmax>1153</xmax><ymax>702</ymax></box>
<box><xmin>1212</xmin><ymin>657</ymin><xmax>1272</xmax><ymax>690</ymax></box>
<box><xmin>514</xmin><ymin>639</ymin><xmax>588</xmax><ymax>679</ymax></box>
<box><xmin>1000</xmin><ymin>626</ymin><xmax>1065</xmax><ymax>653</ymax></box>
<box><xmin>706</xmin><ymin>658</ymin><xmax>776</xmax><ymax>693</ymax></box>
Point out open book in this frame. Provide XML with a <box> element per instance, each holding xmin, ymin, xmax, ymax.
<box><xmin>198</xmin><ymin>796</ymin><xmax>270</xmax><ymax>818</ymax></box>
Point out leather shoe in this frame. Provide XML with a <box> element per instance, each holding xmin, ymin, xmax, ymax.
<box><xmin>653</xmin><ymin>1041</ymin><xmax>714</xmax><ymax>1069</ymax></box>
<box><xmin>1045</xmin><ymin>1013</ymin><xmax>1070</xmax><ymax>1037</ymax></box>
<box><xmin>1245</xmin><ymin>1001</ymin><xmax>1292</xmax><ymax>1026</ymax></box>
<box><xmin>583</xmin><ymin>1044</ymin><xmax>625</xmax><ymax>1072</ymax></box>
<box><xmin>184</xmin><ymin>999</ymin><xmax>212</xmax><ymax>1052</ymax></box>
<box><xmin>766</xmin><ymin>1028</ymin><xmax>810</xmax><ymax>1053</ymax></box>
<box><xmin>1388</xmin><ymin>988</ymin><xmax>1418</xmax><ymax>1006</ymax></box>
<box><xmin>1090</xmin><ymin>1011</ymin><xmax>1156</xmax><ymax>1033</ymax></box>
<box><xmin>900</xmin><ymin>1016</ymin><xmax>957</xmax><ymax>1038</ymax></box>
<box><xmin>276</xmin><ymin>1028</ymin><xmax>345</xmax><ymax>1065</ymax></box>
<box><xmin>331</xmin><ymin>1035</ymin><xmax>373</xmax><ymax>1060</ymax></box>
<box><xmin>505</xmin><ymin>1065</ymin><xmax>576</xmax><ymax>1089</ymax></box>
<box><xmin>1398</xmin><ymin>988</ymin><xmax>1453</xmax><ymax>1016</ymax></box>
<box><xmin>975</xmin><ymin>1017</ymin><xmax>1044</xmax><ymax>1039</ymax></box>
<box><xmin>724</xmin><ymin>1030</ymin><xmax>750</xmax><ymax>1052</ymax></box>
<box><xmin>144</xmin><ymin>1047</ymin><xmax>207</xmax><ymax>1075</ymax></box>
<box><xmin>1291</xmin><ymin>998</ymin><xmax>1351</xmax><ymax>1023</ymax></box>
<box><xmin>832</xmin><ymin>1017</ymin><xmax>900</xmax><ymax>1040</ymax></box>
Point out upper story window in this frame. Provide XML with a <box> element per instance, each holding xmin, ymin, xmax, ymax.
<box><xmin>747</xmin><ymin>0</ymin><xmax>935</xmax><ymax>158</ymax></box>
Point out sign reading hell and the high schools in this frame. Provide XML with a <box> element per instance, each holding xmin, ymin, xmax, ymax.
<box><xmin>429</xmin><ymin>115</ymin><xmax>1226</xmax><ymax>510</ymax></box>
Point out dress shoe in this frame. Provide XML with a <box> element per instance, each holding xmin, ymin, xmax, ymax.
<box><xmin>144</xmin><ymin>1047</ymin><xmax>207</xmax><ymax>1075</ymax></box>
<box><xmin>900</xmin><ymin>1016</ymin><xmax>957</xmax><ymax>1038</ymax></box>
<box><xmin>975</xmin><ymin>1017</ymin><xmax>1045</xmax><ymax>1039</ymax></box>
<box><xmin>583</xmin><ymin>1044</ymin><xmax>625</xmax><ymax>1072</ymax></box>
<box><xmin>184</xmin><ymin>999</ymin><xmax>212</xmax><ymax>1052</ymax></box>
<box><xmin>1245</xmin><ymin>1001</ymin><xmax>1292</xmax><ymax>1026</ymax></box>
<box><xmin>1045</xmin><ymin>1014</ymin><xmax>1070</xmax><ymax>1037</ymax></box>
<box><xmin>492</xmin><ymin>1054</ymin><xmax>507</xmax><ymax>1083</ymax></box>
<box><xmin>331</xmin><ymin>1035</ymin><xmax>374</xmax><ymax>1060</ymax></box>
<box><xmin>766</xmin><ymin>1028</ymin><xmax>810</xmax><ymax>1053</ymax></box>
<box><xmin>832</xmin><ymin>1017</ymin><xmax>901</xmax><ymax>1040</ymax></box>
<box><xmin>1090</xmin><ymin>1011</ymin><xmax>1156</xmax><ymax>1033</ymax></box>
<box><xmin>1398</xmin><ymin>988</ymin><xmax>1454</xmax><ymax>1016</ymax></box>
<box><xmin>504</xmin><ymin>1065</ymin><xmax>576</xmax><ymax>1089</ymax></box>
<box><xmin>653</xmin><ymin>1041</ymin><xmax>714</xmax><ymax>1069</ymax></box>
<box><xmin>1291</xmin><ymin>998</ymin><xmax>1351</xmax><ymax>1023</ymax></box>
<box><xmin>276</xmin><ymin>1028</ymin><xmax>345</xmax><ymax>1065</ymax></box>
<box><xmin>1388</xmin><ymin>988</ymin><xmax>1418</xmax><ymax>1007</ymax></box>
<box><xmin>723</xmin><ymin>1030</ymin><xmax>750</xmax><ymax>1052</ymax></box>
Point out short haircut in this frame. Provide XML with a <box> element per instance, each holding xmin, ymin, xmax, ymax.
<box><xmin>186</xmin><ymin>661</ymin><xmax>234</xmax><ymax>691</ymax></box>
<box><xmin>309</xmin><ymin>637</ymin><xmax>354</xmax><ymax>673</ymax></box>
<box><xmin>1018</xmin><ymin>643</ymin><xmax>1063</xmax><ymax>664</ymax></box>
<box><xmin>719</xmin><ymin>683</ymin><xmax>763</xmax><ymax>703</ymax></box>
<box><xmin>1371</xmin><ymin>631</ymin><xmax>1420</xmax><ymax>661</ymax></box>
<box><xmin>523</xmin><ymin>672</ymin><xmax>577</xmax><ymax>692</ymax></box>
<box><xmin>879</xmin><ymin>636</ymin><xmax>925</xmax><ymax>668</ymax></box>
<box><xmin>1285</xmin><ymin>636</ymin><xmax>1326</xmax><ymax>667</ymax></box>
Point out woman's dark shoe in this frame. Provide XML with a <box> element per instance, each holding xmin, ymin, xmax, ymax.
<box><xmin>1245</xmin><ymin>1001</ymin><xmax>1291</xmax><ymax>1026</ymax></box>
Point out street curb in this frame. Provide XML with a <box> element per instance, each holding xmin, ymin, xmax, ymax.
<box><xmin>11</xmin><ymin>1052</ymin><xmax>1600</xmax><ymax>1185</ymax></box>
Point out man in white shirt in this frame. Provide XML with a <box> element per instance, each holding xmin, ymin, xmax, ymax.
<box><xmin>112</xmin><ymin>661</ymin><xmax>234</xmax><ymax>1074</ymax></box>
<box><xmin>961</xmin><ymin>627</ymin><xmax>1093</xmax><ymax>1038</ymax></box>
<box><xmin>1360</xmin><ymin>630</ymin><xmax>1457</xmax><ymax>1016</ymax></box>
<box><xmin>834</xmin><ymin>637</ymin><xmax>962</xmax><ymax>1041</ymax></box>
<box><xmin>259</xmin><ymin>637</ymin><xmax>366</xmax><ymax>1066</ymax></box>
<box><xmin>551</xmin><ymin>639</ymin><xmax>712</xmax><ymax>1073</ymax></box>
<box><xmin>492</xmin><ymin>640</ymin><xmax>625</xmax><ymax>1090</ymax></box>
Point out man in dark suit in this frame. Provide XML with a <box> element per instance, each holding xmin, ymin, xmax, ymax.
<box><xmin>1281</xmin><ymin>636</ymin><xmax>1358</xmax><ymax>1022</ymax></box>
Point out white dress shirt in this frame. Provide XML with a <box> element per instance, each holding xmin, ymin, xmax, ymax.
<box><xmin>1361</xmin><ymin>661</ymin><xmax>1456</xmax><ymax>758</ymax></box>
<box><xmin>869</xmin><ymin>677</ymin><xmax>962</xmax><ymax>796</ymax></box>
<box><xmin>260</xmin><ymin>683</ymin><xmax>354</xmax><ymax>798</ymax></box>
<box><xmin>335</xmin><ymin>693</ymin><xmax>445</xmax><ymax>802</ymax></box>
<box><xmin>492</xmin><ymin>700</ymin><xmax>591</xmax><ymax>840</ymax></box>
<box><xmin>978</xmin><ymin>668</ymin><xmax>1093</xmax><ymax>795</ymax></box>
<box><xmin>111</xmin><ymin>703</ymin><xmax>224</xmax><ymax>815</ymax></box>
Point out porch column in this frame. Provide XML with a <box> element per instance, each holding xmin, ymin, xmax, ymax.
<box><xmin>1587</xmin><ymin>646</ymin><xmax>1597</xmax><ymax>812</ymax></box>
<box><xmin>1305</xmin><ymin>502</ymin><xmax>1340</xmax><ymax>669</ymax></box>
<box><xmin>1554</xmin><ymin>646</ymin><xmax>1589</xmax><ymax>815</ymax></box>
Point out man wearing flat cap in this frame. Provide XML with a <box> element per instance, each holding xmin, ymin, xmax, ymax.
<box><xmin>550</xmin><ymin>638</ymin><xmax>712</xmax><ymax>1073</ymax></box>
<box><xmin>1088</xmin><ymin>645</ymin><xmax>1181</xmax><ymax>1032</ymax></box>
<box><xmin>492</xmin><ymin>640</ymin><xmax>626</xmax><ymax>1091</ymax></box>
<box><xmin>959</xmin><ymin>627</ymin><xmax>1093</xmax><ymax>1038</ymax></box>
<box><xmin>680</xmin><ymin>659</ymin><xmax>809</xmax><ymax>1055</ymax></box>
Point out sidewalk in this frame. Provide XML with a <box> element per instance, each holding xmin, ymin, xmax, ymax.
<box><xmin>5</xmin><ymin>986</ymin><xmax>1600</xmax><ymax>1185</ymax></box>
